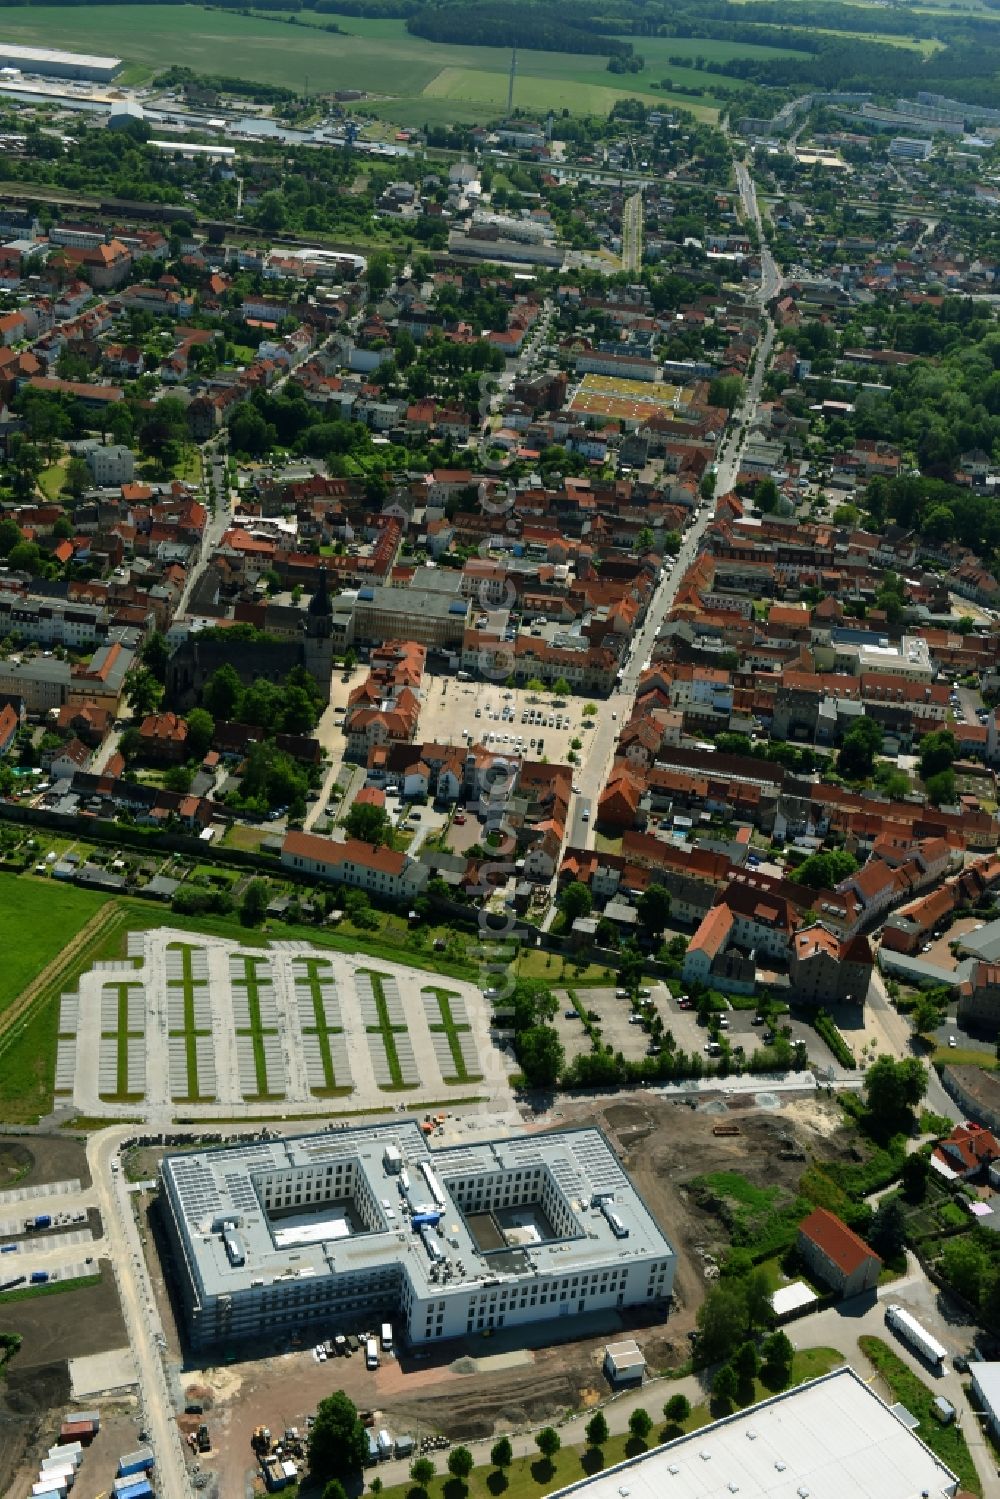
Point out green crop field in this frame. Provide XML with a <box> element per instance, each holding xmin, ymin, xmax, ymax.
<box><xmin>631</xmin><ymin>35</ymin><xmax>811</xmax><ymax>66</ymax></box>
<box><xmin>424</xmin><ymin>66</ymin><xmax>670</xmax><ymax>118</ymax></box>
<box><xmin>0</xmin><ymin>3</ymin><xmax>808</xmax><ymax>120</ymax></box>
<box><xmin>0</xmin><ymin>6</ymin><xmax>441</xmax><ymax>95</ymax></box>
<box><xmin>0</xmin><ymin>877</ymin><xmax>106</xmax><ymax>1019</ymax></box>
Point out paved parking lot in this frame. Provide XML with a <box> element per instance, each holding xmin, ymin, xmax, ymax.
<box><xmin>554</xmin><ymin>987</ymin><xmax>653</xmax><ymax>1062</ymax></box>
<box><xmin>595</xmin><ymin>991</ymin><xmax>656</xmax><ymax>1060</ymax></box>
<box><xmin>955</xmin><ymin>683</ymin><xmax>987</xmax><ymax>725</ymax></box>
<box><xmin>918</xmin><ymin>916</ymin><xmax>981</xmax><ymax>970</ymax></box>
<box><xmin>419</xmin><ymin>675</ymin><xmax>603</xmax><ymax>774</ymax></box>
<box><xmin>60</xmin><ymin>927</ymin><xmax>516</xmax><ymax>1123</ymax></box>
<box><xmin>650</xmin><ymin>984</ymin><xmax>842</xmax><ymax>1074</ymax></box>
<box><xmin>382</xmin><ymin>790</ymin><xmax>450</xmax><ymax>851</ymax></box>
<box><xmin>551</xmin><ymin>996</ymin><xmax>592</xmax><ymax>1065</ymax></box>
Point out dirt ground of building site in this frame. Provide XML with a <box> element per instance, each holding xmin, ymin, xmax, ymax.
<box><xmin>129</xmin><ymin>1090</ymin><xmax>852</xmax><ymax>1495</ymax></box>
<box><xmin>0</xmin><ymin>1133</ymin><xmax>138</xmax><ymax>1499</ymax></box>
<box><xmin>0</xmin><ymin>1093</ymin><xmax>860</xmax><ymax>1497</ymax></box>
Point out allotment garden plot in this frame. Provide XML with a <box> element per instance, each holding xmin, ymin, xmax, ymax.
<box><xmin>55</xmin><ymin>928</ymin><xmax>508</xmax><ymax>1121</ymax></box>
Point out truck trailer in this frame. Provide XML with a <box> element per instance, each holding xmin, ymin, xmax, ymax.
<box><xmin>884</xmin><ymin>1304</ymin><xmax>947</xmax><ymax>1372</ymax></box>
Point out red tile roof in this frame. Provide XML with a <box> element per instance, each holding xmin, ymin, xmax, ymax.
<box><xmin>283</xmin><ymin>829</ymin><xmax>406</xmax><ymax>876</ymax></box>
<box><xmin>934</xmin><ymin>1124</ymin><xmax>1000</xmax><ymax>1175</ymax></box>
<box><xmin>689</xmin><ymin>903</ymin><xmax>733</xmax><ymax>960</ymax></box>
<box><xmin>798</xmin><ymin>1208</ymin><xmax>880</xmax><ymax>1276</ymax></box>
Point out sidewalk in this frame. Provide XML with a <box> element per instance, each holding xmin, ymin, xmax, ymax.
<box><xmin>369</xmin><ymin>1361</ymin><xmax>709</xmax><ymax>1490</ymax></box>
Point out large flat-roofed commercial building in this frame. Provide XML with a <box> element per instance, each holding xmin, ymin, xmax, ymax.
<box><xmin>331</xmin><ymin>579</ymin><xmax>471</xmax><ymax>652</ymax></box>
<box><xmin>0</xmin><ymin>44</ymin><xmax>122</xmax><ymax>82</ymax></box>
<box><xmin>546</xmin><ymin>1367</ymin><xmax>959</xmax><ymax>1499</ymax></box>
<box><xmin>160</xmin><ymin>1122</ymin><xmax>675</xmax><ymax>1350</ymax></box>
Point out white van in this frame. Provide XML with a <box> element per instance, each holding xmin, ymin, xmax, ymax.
<box><xmin>381</xmin><ymin>1322</ymin><xmax>393</xmax><ymax>1353</ymax></box>
<box><xmin>366</xmin><ymin>1337</ymin><xmax>379</xmax><ymax>1370</ymax></box>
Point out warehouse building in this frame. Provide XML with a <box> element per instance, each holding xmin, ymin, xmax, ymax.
<box><xmin>0</xmin><ymin>44</ymin><xmax>122</xmax><ymax>82</ymax></box>
<box><xmin>546</xmin><ymin>1367</ymin><xmax>959</xmax><ymax>1499</ymax></box>
<box><xmin>160</xmin><ymin>1122</ymin><xmax>675</xmax><ymax>1350</ymax></box>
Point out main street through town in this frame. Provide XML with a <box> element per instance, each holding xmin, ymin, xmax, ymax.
<box><xmin>567</xmin><ymin>166</ymin><xmax>777</xmax><ymax>849</ymax></box>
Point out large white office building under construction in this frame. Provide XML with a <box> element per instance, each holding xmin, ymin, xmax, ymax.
<box><xmin>160</xmin><ymin>1121</ymin><xmax>675</xmax><ymax>1350</ymax></box>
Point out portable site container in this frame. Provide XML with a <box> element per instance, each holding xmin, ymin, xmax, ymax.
<box><xmin>42</xmin><ymin>1452</ymin><xmax>81</xmax><ymax>1472</ymax></box>
<box><xmin>38</xmin><ymin>1465</ymin><xmax>74</xmax><ymax>1489</ymax></box>
<box><xmin>113</xmin><ymin>1482</ymin><xmax>153</xmax><ymax>1499</ymax></box>
<box><xmin>117</xmin><ymin>1447</ymin><xmax>155</xmax><ymax>1478</ymax></box>
<box><xmin>46</xmin><ymin>1444</ymin><xmax>82</xmax><ymax>1466</ymax></box>
<box><xmin>59</xmin><ymin>1422</ymin><xmax>97</xmax><ymax>1444</ymax></box>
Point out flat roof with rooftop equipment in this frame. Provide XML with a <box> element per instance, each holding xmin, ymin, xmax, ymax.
<box><xmin>546</xmin><ymin>1367</ymin><xmax>959</xmax><ymax>1499</ymax></box>
<box><xmin>160</xmin><ymin>1121</ymin><xmax>675</xmax><ymax>1349</ymax></box>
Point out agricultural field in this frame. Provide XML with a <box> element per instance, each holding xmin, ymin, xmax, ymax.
<box><xmin>0</xmin><ymin>4</ymin><xmax>815</xmax><ymax>121</ymax></box>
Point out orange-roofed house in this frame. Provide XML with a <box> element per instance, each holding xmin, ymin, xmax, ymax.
<box><xmin>280</xmin><ymin>829</ymin><xmax>427</xmax><ymax>901</ymax></box>
<box><xmin>797</xmin><ymin>1209</ymin><xmax>881</xmax><ymax>1296</ymax></box>
<box><xmin>933</xmin><ymin>1123</ymin><xmax>1000</xmax><ymax>1182</ymax></box>
<box><xmin>681</xmin><ymin>903</ymin><xmax>745</xmax><ymax>988</ymax></box>
<box><xmin>139</xmin><ymin>711</ymin><xmax>189</xmax><ymax>764</ymax></box>
<box><xmin>597</xmin><ymin>769</ymin><xmax>644</xmax><ymax>829</ymax></box>
<box><xmin>0</xmin><ymin>700</ymin><xmax>18</xmax><ymax>756</ymax></box>
<box><xmin>789</xmin><ymin>923</ymin><xmax>873</xmax><ymax>1005</ymax></box>
<box><xmin>354</xmin><ymin>786</ymin><xmax>386</xmax><ymax>809</ymax></box>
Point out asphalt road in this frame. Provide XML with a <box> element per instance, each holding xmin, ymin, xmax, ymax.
<box><xmin>175</xmin><ymin>439</ymin><xmax>234</xmax><ymax>618</ymax></box>
<box><xmin>867</xmin><ymin>967</ymin><xmax>964</xmax><ymax>1120</ymax></box>
<box><xmin>566</xmin><ymin>304</ymin><xmax>776</xmax><ymax>850</ymax></box>
<box><xmin>87</xmin><ymin>1127</ymin><xmax>192</xmax><ymax>1498</ymax></box>
<box><xmin>735</xmin><ymin>160</ymin><xmax>783</xmax><ymax>305</ymax></box>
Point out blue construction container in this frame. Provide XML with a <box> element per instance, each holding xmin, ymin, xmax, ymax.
<box><xmin>117</xmin><ymin>1447</ymin><xmax>155</xmax><ymax>1478</ymax></box>
<box><xmin>113</xmin><ymin>1482</ymin><xmax>153</xmax><ymax>1499</ymax></box>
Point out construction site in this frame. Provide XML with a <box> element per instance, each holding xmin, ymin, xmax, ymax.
<box><xmin>125</xmin><ymin>1087</ymin><xmax>858</xmax><ymax>1496</ymax></box>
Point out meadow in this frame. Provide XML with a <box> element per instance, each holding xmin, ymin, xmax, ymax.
<box><xmin>0</xmin><ymin>0</ymin><xmax>957</xmax><ymax>122</ymax></box>
<box><xmin>0</xmin><ymin>4</ymin><xmax>811</xmax><ymax>121</ymax></box>
<box><xmin>0</xmin><ymin>877</ymin><xmax>105</xmax><ymax>1019</ymax></box>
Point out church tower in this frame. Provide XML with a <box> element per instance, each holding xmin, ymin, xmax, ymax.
<box><xmin>303</xmin><ymin>565</ymin><xmax>334</xmax><ymax>701</ymax></box>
